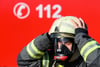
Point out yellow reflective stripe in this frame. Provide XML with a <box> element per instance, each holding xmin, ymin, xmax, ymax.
<box><xmin>26</xmin><ymin>39</ymin><xmax>44</xmax><ymax>59</ymax></box>
<box><xmin>80</xmin><ymin>40</ymin><xmax>96</xmax><ymax>55</ymax></box>
<box><xmin>42</xmin><ymin>56</ymin><xmax>45</xmax><ymax>67</ymax></box>
<box><xmin>26</xmin><ymin>44</ymin><xmax>41</xmax><ymax>59</ymax></box>
<box><xmin>84</xmin><ymin>45</ymin><xmax>100</xmax><ymax>62</ymax></box>
<box><xmin>31</xmin><ymin>40</ymin><xmax>44</xmax><ymax>55</ymax></box>
<box><xmin>42</xmin><ymin>52</ymin><xmax>49</xmax><ymax>67</ymax></box>
<box><xmin>58</xmin><ymin>64</ymin><xmax>64</xmax><ymax>67</ymax></box>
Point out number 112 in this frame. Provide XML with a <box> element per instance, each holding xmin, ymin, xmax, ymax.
<box><xmin>36</xmin><ymin>4</ymin><xmax>62</xmax><ymax>19</ymax></box>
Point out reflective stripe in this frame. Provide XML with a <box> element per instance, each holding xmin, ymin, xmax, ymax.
<box><xmin>31</xmin><ymin>40</ymin><xmax>44</xmax><ymax>55</ymax></box>
<box><xmin>42</xmin><ymin>51</ymin><xmax>49</xmax><ymax>67</ymax></box>
<box><xmin>82</xmin><ymin>44</ymin><xmax>96</xmax><ymax>56</ymax></box>
<box><xmin>26</xmin><ymin>44</ymin><xmax>41</xmax><ymax>59</ymax></box>
<box><xmin>58</xmin><ymin>64</ymin><xmax>64</xmax><ymax>67</ymax></box>
<box><xmin>80</xmin><ymin>40</ymin><xmax>100</xmax><ymax>62</ymax></box>
<box><xmin>84</xmin><ymin>45</ymin><xmax>100</xmax><ymax>61</ymax></box>
<box><xmin>80</xmin><ymin>41</ymin><xmax>97</xmax><ymax>55</ymax></box>
<box><xmin>81</xmin><ymin>42</ymin><xmax>96</xmax><ymax>57</ymax></box>
<box><xmin>26</xmin><ymin>39</ymin><xmax>44</xmax><ymax>59</ymax></box>
<box><xmin>29</xmin><ymin>42</ymin><xmax>43</xmax><ymax>56</ymax></box>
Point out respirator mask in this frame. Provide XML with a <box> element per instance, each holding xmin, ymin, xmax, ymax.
<box><xmin>51</xmin><ymin>33</ymin><xmax>76</xmax><ymax>62</ymax></box>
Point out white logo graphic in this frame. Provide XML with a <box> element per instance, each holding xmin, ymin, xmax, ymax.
<box><xmin>13</xmin><ymin>2</ymin><xmax>30</xmax><ymax>19</ymax></box>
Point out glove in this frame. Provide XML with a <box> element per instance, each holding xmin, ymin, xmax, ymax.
<box><xmin>71</xmin><ymin>18</ymin><xmax>88</xmax><ymax>34</ymax></box>
<box><xmin>34</xmin><ymin>33</ymin><xmax>53</xmax><ymax>51</ymax></box>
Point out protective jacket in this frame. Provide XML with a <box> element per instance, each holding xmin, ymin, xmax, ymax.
<box><xmin>17</xmin><ymin>28</ymin><xmax>100</xmax><ymax>67</ymax></box>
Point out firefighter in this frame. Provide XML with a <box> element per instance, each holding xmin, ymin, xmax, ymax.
<box><xmin>17</xmin><ymin>16</ymin><xmax>100</xmax><ymax>67</ymax></box>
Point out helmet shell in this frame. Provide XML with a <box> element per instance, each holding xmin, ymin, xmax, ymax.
<box><xmin>49</xmin><ymin>16</ymin><xmax>80</xmax><ymax>38</ymax></box>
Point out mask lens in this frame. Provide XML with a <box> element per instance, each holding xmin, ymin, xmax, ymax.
<box><xmin>58</xmin><ymin>38</ymin><xmax>74</xmax><ymax>43</ymax></box>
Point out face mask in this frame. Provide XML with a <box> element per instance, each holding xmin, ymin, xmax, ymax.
<box><xmin>54</xmin><ymin>38</ymin><xmax>76</xmax><ymax>62</ymax></box>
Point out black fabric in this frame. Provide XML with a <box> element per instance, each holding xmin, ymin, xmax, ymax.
<box><xmin>86</xmin><ymin>48</ymin><xmax>100</xmax><ymax>67</ymax></box>
<box><xmin>75</xmin><ymin>28</ymin><xmax>88</xmax><ymax>35</ymax></box>
<box><xmin>34</xmin><ymin>33</ymin><xmax>53</xmax><ymax>51</ymax></box>
<box><xmin>75</xmin><ymin>28</ymin><xmax>93</xmax><ymax>50</ymax></box>
<box><xmin>17</xmin><ymin>47</ymin><xmax>38</xmax><ymax>67</ymax></box>
<box><xmin>88</xmin><ymin>55</ymin><xmax>100</xmax><ymax>67</ymax></box>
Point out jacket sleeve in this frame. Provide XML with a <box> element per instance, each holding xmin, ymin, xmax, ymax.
<box><xmin>75</xmin><ymin>28</ymin><xmax>100</xmax><ymax>67</ymax></box>
<box><xmin>17</xmin><ymin>33</ymin><xmax>52</xmax><ymax>67</ymax></box>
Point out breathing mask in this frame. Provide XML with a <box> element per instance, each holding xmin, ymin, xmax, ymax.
<box><xmin>51</xmin><ymin>33</ymin><xmax>76</xmax><ymax>62</ymax></box>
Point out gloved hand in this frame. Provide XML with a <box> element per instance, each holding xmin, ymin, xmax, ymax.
<box><xmin>71</xmin><ymin>18</ymin><xmax>88</xmax><ymax>35</ymax></box>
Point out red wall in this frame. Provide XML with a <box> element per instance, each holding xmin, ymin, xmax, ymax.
<box><xmin>0</xmin><ymin>0</ymin><xmax>100</xmax><ymax>66</ymax></box>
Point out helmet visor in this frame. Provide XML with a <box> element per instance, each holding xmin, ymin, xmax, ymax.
<box><xmin>58</xmin><ymin>38</ymin><xmax>74</xmax><ymax>44</ymax></box>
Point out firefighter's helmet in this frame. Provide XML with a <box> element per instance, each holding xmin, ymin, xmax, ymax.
<box><xmin>49</xmin><ymin>16</ymin><xmax>83</xmax><ymax>38</ymax></box>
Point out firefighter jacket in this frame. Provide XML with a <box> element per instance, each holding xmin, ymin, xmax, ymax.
<box><xmin>17</xmin><ymin>28</ymin><xmax>100</xmax><ymax>67</ymax></box>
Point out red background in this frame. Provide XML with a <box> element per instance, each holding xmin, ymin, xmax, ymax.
<box><xmin>0</xmin><ymin>0</ymin><xmax>100</xmax><ymax>67</ymax></box>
